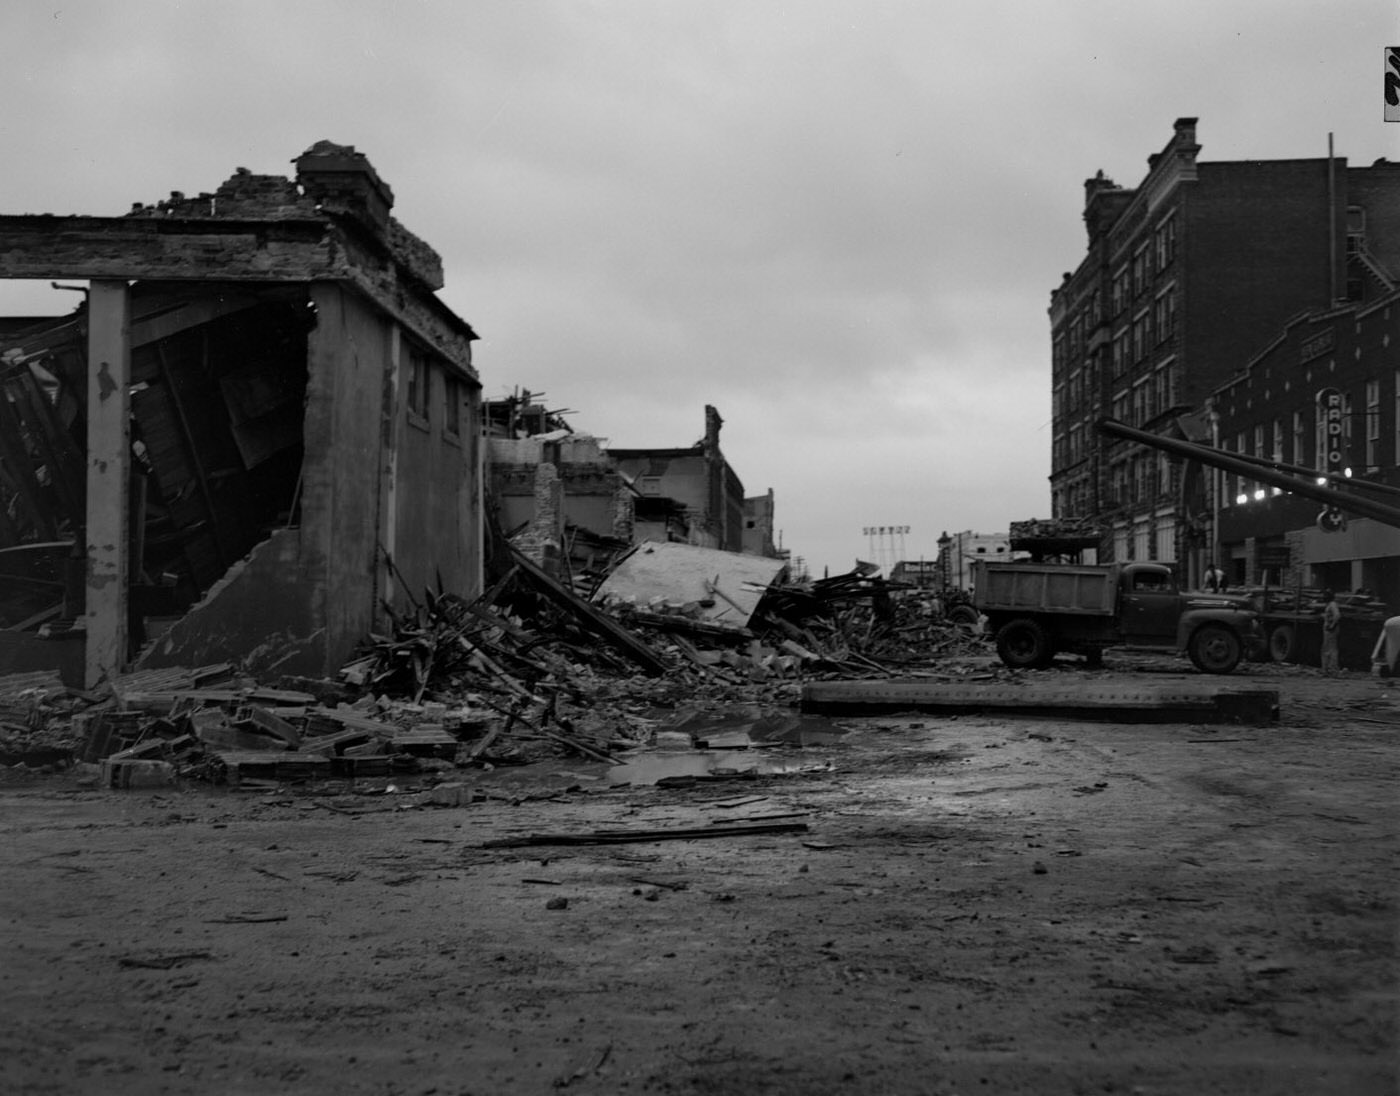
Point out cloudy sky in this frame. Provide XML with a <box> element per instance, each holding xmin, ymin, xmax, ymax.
<box><xmin>1</xmin><ymin>1</ymin><xmax>1395</xmax><ymax>576</ymax></box>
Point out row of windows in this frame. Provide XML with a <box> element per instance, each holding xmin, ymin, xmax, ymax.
<box><xmin>1110</xmin><ymin>215</ymin><xmax>1177</xmax><ymax>316</ymax></box>
<box><xmin>1110</xmin><ymin>288</ymin><xmax>1177</xmax><ymax>377</ymax></box>
<box><xmin>405</xmin><ymin>345</ymin><xmax>466</xmax><ymax>439</ymax></box>
<box><xmin>1222</xmin><ymin>372</ymin><xmax>1400</xmax><ymax>504</ymax></box>
<box><xmin>1053</xmin><ymin>214</ymin><xmax>1178</xmax><ymax>377</ymax></box>
<box><xmin>1109</xmin><ymin>362</ymin><xmax>1178</xmax><ymax>428</ymax></box>
<box><xmin>1109</xmin><ymin>453</ymin><xmax>1175</xmax><ymax>510</ymax></box>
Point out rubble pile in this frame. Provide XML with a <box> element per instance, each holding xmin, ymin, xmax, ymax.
<box><xmin>0</xmin><ymin>670</ymin><xmax>85</xmax><ymax>770</ymax></box>
<box><xmin>0</xmin><ymin>549</ymin><xmax>995</xmax><ymax>788</ymax></box>
<box><xmin>750</xmin><ymin>568</ymin><xmax>985</xmax><ymax>671</ymax></box>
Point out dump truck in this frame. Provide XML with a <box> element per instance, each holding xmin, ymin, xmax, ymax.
<box><xmin>971</xmin><ymin>559</ymin><xmax>1262</xmax><ymax>673</ymax></box>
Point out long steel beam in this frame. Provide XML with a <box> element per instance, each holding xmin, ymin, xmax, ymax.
<box><xmin>1095</xmin><ymin>418</ymin><xmax>1400</xmax><ymax>530</ymax></box>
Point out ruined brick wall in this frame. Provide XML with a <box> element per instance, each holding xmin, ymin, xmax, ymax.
<box><xmin>512</xmin><ymin>463</ymin><xmax>564</xmax><ymax>574</ymax></box>
<box><xmin>127</xmin><ymin>169</ymin><xmax>314</xmax><ymax>221</ymax></box>
<box><xmin>611</xmin><ymin>483</ymin><xmax>635</xmax><ymax>541</ymax></box>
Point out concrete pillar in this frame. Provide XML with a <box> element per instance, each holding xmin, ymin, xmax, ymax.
<box><xmin>378</xmin><ymin>323</ymin><xmax>401</xmax><ymax>620</ymax></box>
<box><xmin>85</xmin><ymin>280</ymin><xmax>131</xmax><ymax>687</ymax></box>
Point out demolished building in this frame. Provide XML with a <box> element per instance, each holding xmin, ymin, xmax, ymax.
<box><xmin>484</xmin><ymin>396</ymin><xmax>786</xmax><ymax>592</ymax></box>
<box><xmin>0</xmin><ymin>142</ymin><xmax>482</xmax><ymax>687</ymax></box>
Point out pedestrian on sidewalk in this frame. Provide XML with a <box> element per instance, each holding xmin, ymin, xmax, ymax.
<box><xmin>1321</xmin><ymin>589</ymin><xmax>1342</xmax><ymax>675</ymax></box>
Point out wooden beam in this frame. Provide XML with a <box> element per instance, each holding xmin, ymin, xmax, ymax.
<box><xmin>801</xmin><ymin>680</ymin><xmax>1279</xmax><ymax>725</ymax></box>
<box><xmin>509</xmin><ymin>545</ymin><xmax>669</xmax><ymax>677</ymax></box>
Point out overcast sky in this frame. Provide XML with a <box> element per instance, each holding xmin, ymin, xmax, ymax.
<box><xmin>1</xmin><ymin>1</ymin><xmax>1396</xmax><ymax>576</ymax></box>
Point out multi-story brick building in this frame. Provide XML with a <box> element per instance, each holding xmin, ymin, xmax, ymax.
<box><xmin>1048</xmin><ymin>118</ymin><xmax>1400</xmax><ymax>584</ymax></box>
<box><xmin>1210</xmin><ymin>287</ymin><xmax>1400</xmax><ymax>605</ymax></box>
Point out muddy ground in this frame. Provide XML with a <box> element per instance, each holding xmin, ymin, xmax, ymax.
<box><xmin>0</xmin><ymin>657</ymin><xmax>1396</xmax><ymax>1096</ymax></box>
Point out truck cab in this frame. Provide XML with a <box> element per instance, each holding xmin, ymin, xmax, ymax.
<box><xmin>1118</xmin><ymin>564</ymin><xmax>1183</xmax><ymax>645</ymax></box>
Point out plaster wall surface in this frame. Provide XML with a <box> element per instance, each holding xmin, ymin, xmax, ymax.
<box><xmin>389</xmin><ymin>341</ymin><xmax>480</xmax><ymax>610</ymax></box>
<box><xmin>136</xmin><ymin>528</ymin><xmax>319</xmax><ymax>676</ymax></box>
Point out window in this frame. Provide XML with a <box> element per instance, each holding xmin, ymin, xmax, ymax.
<box><xmin>1293</xmin><ymin>409</ymin><xmax>1307</xmax><ymax>467</ymax></box>
<box><xmin>443</xmin><ymin>375</ymin><xmax>462</xmax><ymax>438</ymax></box>
<box><xmin>406</xmin><ymin>346</ymin><xmax>429</xmax><ymax>420</ymax></box>
<box><xmin>1153</xmin><ymin>287</ymin><xmax>1177</xmax><ymax>344</ymax></box>
<box><xmin>1153</xmin><ymin>367</ymin><xmax>1169</xmax><ymax>416</ymax></box>
<box><xmin>1366</xmin><ymin>379</ymin><xmax>1380</xmax><ymax>469</ymax></box>
<box><xmin>1154</xmin><ymin>213</ymin><xmax>1177</xmax><ymax>271</ymax></box>
<box><xmin>1347</xmin><ymin>206</ymin><xmax>1366</xmax><ymax>254</ymax></box>
<box><xmin>1111</xmin><ymin>265</ymin><xmax>1129</xmax><ymax>315</ymax></box>
<box><xmin>1394</xmin><ymin>371</ymin><xmax>1400</xmax><ymax>466</ymax></box>
<box><xmin>1155</xmin><ymin>520</ymin><xmax>1176</xmax><ymax>563</ymax></box>
<box><xmin>1272</xmin><ymin>419</ymin><xmax>1283</xmax><ymax>464</ymax></box>
<box><xmin>1132</xmin><ymin>243</ymin><xmax>1150</xmax><ymax>297</ymax></box>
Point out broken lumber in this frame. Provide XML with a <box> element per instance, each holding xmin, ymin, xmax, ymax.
<box><xmin>510</xmin><ymin>546</ymin><xmax>668</xmax><ymax>676</ymax></box>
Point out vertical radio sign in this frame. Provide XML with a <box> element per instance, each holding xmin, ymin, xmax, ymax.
<box><xmin>1388</xmin><ymin>48</ymin><xmax>1400</xmax><ymax>121</ymax></box>
<box><xmin>1318</xmin><ymin>387</ymin><xmax>1345</xmax><ymax>473</ymax></box>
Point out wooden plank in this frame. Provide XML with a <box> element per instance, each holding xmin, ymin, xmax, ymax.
<box><xmin>510</xmin><ymin>546</ymin><xmax>668</xmax><ymax>676</ymax></box>
<box><xmin>0</xmin><ymin>395</ymin><xmax>56</xmax><ymax>539</ymax></box>
<box><xmin>10</xmin><ymin>370</ymin><xmax>85</xmax><ymax>524</ymax></box>
<box><xmin>800</xmin><ymin>680</ymin><xmax>1279</xmax><ymax>725</ymax></box>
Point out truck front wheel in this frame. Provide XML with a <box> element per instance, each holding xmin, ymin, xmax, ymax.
<box><xmin>1187</xmin><ymin>623</ymin><xmax>1243</xmax><ymax>674</ymax></box>
<box><xmin>995</xmin><ymin>618</ymin><xmax>1053</xmax><ymax>669</ymax></box>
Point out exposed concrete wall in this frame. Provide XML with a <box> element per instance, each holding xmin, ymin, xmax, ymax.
<box><xmin>389</xmin><ymin>339</ymin><xmax>481</xmax><ymax>607</ymax></box>
<box><xmin>301</xmin><ymin>284</ymin><xmax>390</xmax><ymax>673</ymax></box>
<box><xmin>136</xmin><ymin>528</ymin><xmax>320</xmax><ymax>677</ymax></box>
<box><xmin>612</xmin><ymin>452</ymin><xmax>714</xmax><ymax>546</ymax></box>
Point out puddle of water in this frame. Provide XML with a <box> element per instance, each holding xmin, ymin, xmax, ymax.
<box><xmin>607</xmin><ymin>751</ymin><xmax>767</xmax><ymax>786</ymax></box>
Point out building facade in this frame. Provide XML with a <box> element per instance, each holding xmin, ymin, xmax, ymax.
<box><xmin>934</xmin><ymin>530</ymin><xmax>1017</xmax><ymax>592</ymax></box>
<box><xmin>1048</xmin><ymin>118</ymin><xmax>1400</xmax><ymax>585</ymax></box>
<box><xmin>609</xmin><ymin>405</ymin><xmax>747</xmax><ymax>553</ymax></box>
<box><xmin>1211</xmin><ymin>289</ymin><xmax>1400</xmax><ymax>606</ymax></box>
<box><xmin>0</xmin><ymin>143</ymin><xmax>482</xmax><ymax>684</ymax></box>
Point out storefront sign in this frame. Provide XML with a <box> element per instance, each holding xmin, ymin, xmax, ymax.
<box><xmin>1317</xmin><ymin>387</ymin><xmax>1345</xmax><ymax>472</ymax></box>
<box><xmin>1299</xmin><ymin>329</ymin><xmax>1334</xmax><ymax>364</ymax></box>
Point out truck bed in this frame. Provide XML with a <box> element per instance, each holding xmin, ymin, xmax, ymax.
<box><xmin>976</xmin><ymin>563</ymin><xmax>1117</xmax><ymax>616</ymax></box>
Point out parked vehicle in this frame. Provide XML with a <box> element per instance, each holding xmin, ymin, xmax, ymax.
<box><xmin>971</xmin><ymin>560</ymin><xmax>1262</xmax><ymax>673</ymax></box>
<box><xmin>1244</xmin><ymin>586</ymin><xmax>1391</xmax><ymax>671</ymax></box>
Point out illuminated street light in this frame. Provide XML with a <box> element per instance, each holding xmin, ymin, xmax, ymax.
<box><xmin>1253</xmin><ymin>489</ymin><xmax>1266</xmax><ymax>501</ymax></box>
<box><xmin>1236</xmin><ymin>493</ymin><xmax>1249</xmax><ymax>505</ymax></box>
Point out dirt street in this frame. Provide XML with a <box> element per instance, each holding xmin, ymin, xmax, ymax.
<box><xmin>1</xmin><ymin>660</ymin><xmax>1396</xmax><ymax>1095</ymax></box>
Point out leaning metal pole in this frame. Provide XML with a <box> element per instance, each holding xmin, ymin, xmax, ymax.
<box><xmin>1095</xmin><ymin>418</ymin><xmax>1400</xmax><ymax>531</ymax></box>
